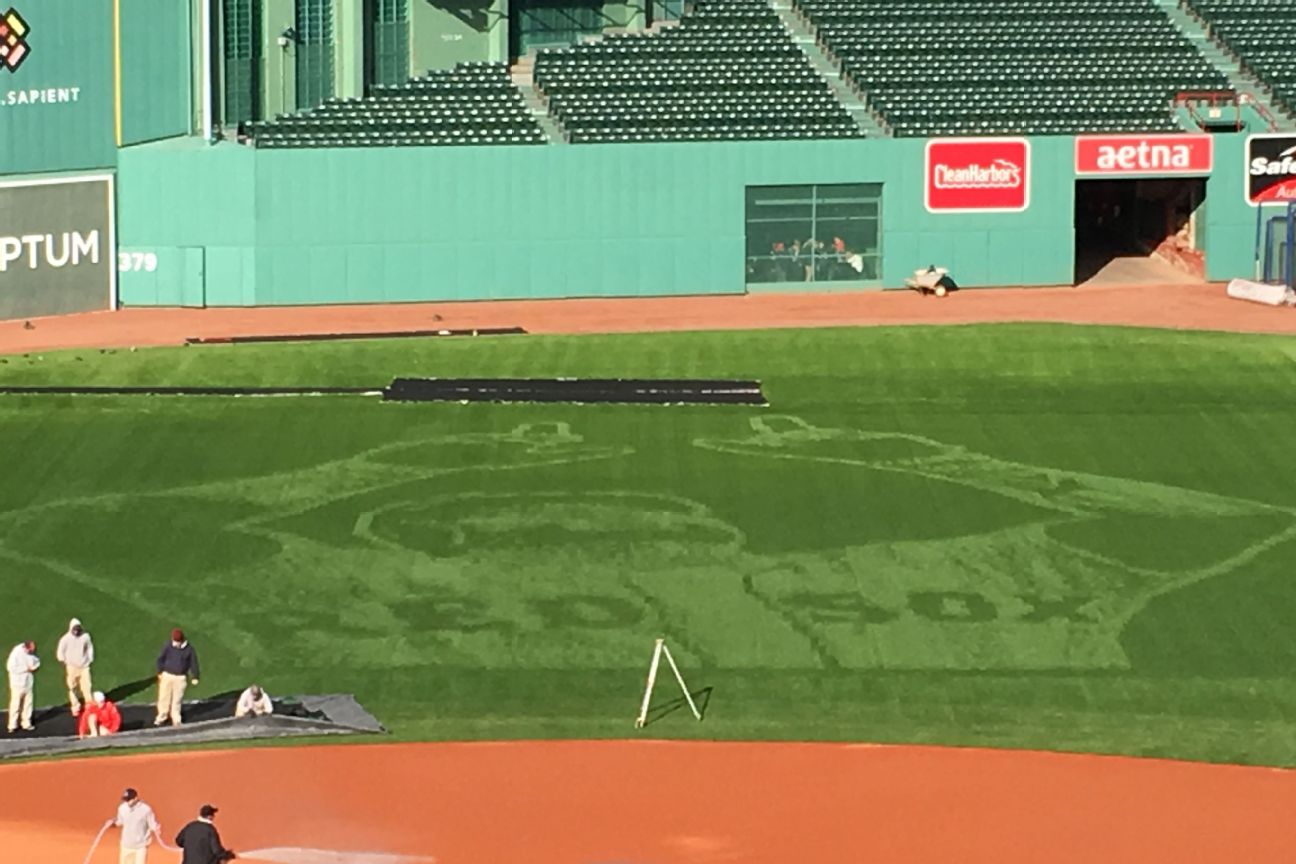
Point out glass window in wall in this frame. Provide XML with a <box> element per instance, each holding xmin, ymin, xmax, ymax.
<box><xmin>366</xmin><ymin>0</ymin><xmax>409</xmax><ymax>88</ymax></box>
<box><xmin>221</xmin><ymin>0</ymin><xmax>262</xmax><ymax>127</ymax></box>
<box><xmin>649</xmin><ymin>0</ymin><xmax>685</xmax><ymax>25</ymax></box>
<box><xmin>744</xmin><ymin>184</ymin><xmax>882</xmax><ymax>286</ymax></box>
<box><xmin>295</xmin><ymin>0</ymin><xmax>335</xmax><ymax>111</ymax></box>
<box><xmin>513</xmin><ymin>0</ymin><xmax>606</xmax><ymax>56</ymax></box>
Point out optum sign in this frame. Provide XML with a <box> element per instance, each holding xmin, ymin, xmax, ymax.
<box><xmin>0</xmin><ymin>174</ymin><xmax>115</xmax><ymax>319</ymax></box>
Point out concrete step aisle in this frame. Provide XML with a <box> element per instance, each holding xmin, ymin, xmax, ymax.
<box><xmin>510</xmin><ymin>56</ymin><xmax>568</xmax><ymax>145</ymax></box>
<box><xmin>769</xmin><ymin>0</ymin><xmax>889</xmax><ymax>137</ymax></box>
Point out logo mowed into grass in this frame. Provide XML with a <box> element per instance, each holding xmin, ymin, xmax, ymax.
<box><xmin>7</xmin><ymin>418</ymin><xmax>1292</xmax><ymax>675</ymax></box>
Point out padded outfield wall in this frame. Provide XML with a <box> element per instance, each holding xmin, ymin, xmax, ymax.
<box><xmin>0</xmin><ymin>0</ymin><xmax>194</xmax><ymax>175</ymax></box>
<box><xmin>113</xmin><ymin>132</ymin><xmax>1260</xmax><ymax>306</ymax></box>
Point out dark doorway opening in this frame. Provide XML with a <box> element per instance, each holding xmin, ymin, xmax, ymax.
<box><xmin>1074</xmin><ymin>178</ymin><xmax>1207</xmax><ymax>285</ymax></box>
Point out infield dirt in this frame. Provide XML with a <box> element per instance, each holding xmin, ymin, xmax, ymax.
<box><xmin>0</xmin><ymin>741</ymin><xmax>1291</xmax><ymax>863</ymax></box>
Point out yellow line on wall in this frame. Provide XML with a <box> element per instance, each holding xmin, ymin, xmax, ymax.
<box><xmin>112</xmin><ymin>0</ymin><xmax>122</xmax><ymax>146</ymax></box>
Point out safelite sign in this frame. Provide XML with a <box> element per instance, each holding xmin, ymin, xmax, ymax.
<box><xmin>925</xmin><ymin>138</ymin><xmax>1030</xmax><ymax>213</ymax></box>
<box><xmin>1075</xmin><ymin>134</ymin><xmax>1213</xmax><ymax>176</ymax></box>
<box><xmin>1246</xmin><ymin>134</ymin><xmax>1296</xmax><ymax>205</ymax></box>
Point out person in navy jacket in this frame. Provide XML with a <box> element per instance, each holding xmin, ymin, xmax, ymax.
<box><xmin>155</xmin><ymin>628</ymin><xmax>200</xmax><ymax>726</ymax></box>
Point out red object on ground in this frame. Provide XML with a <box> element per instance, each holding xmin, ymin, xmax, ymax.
<box><xmin>0</xmin><ymin>741</ymin><xmax>1291</xmax><ymax>863</ymax></box>
<box><xmin>76</xmin><ymin>701</ymin><xmax>121</xmax><ymax>738</ymax></box>
<box><xmin>2</xmin><ymin>283</ymin><xmax>1296</xmax><ymax>358</ymax></box>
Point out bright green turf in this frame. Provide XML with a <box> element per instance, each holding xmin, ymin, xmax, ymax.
<box><xmin>3</xmin><ymin>323</ymin><xmax>1296</xmax><ymax>766</ymax></box>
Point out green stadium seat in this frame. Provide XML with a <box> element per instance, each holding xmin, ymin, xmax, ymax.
<box><xmin>796</xmin><ymin>0</ymin><xmax>1230</xmax><ymax>136</ymax></box>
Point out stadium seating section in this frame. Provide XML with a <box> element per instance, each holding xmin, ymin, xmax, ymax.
<box><xmin>1185</xmin><ymin>0</ymin><xmax>1296</xmax><ymax>114</ymax></box>
<box><xmin>797</xmin><ymin>0</ymin><xmax>1231</xmax><ymax>136</ymax></box>
<box><xmin>249</xmin><ymin>62</ymin><xmax>546</xmax><ymax>148</ymax></box>
<box><xmin>534</xmin><ymin>0</ymin><xmax>862</xmax><ymax>143</ymax></box>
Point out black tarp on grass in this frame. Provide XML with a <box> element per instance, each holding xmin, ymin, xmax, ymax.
<box><xmin>0</xmin><ymin>694</ymin><xmax>384</xmax><ymax>760</ymax></box>
<box><xmin>384</xmin><ymin>378</ymin><xmax>769</xmax><ymax>405</ymax></box>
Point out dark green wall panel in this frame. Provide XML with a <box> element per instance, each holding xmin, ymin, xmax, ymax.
<box><xmin>119</xmin><ymin>0</ymin><xmax>193</xmax><ymax>145</ymax></box>
<box><xmin>0</xmin><ymin>1</ymin><xmax>115</xmax><ymax>174</ymax></box>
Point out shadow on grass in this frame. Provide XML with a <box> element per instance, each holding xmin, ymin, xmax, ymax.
<box><xmin>642</xmin><ymin>686</ymin><xmax>713</xmax><ymax>728</ymax></box>
<box><xmin>105</xmin><ymin>676</ymin><xmax>158</xmax><ymax>703</ymax></box>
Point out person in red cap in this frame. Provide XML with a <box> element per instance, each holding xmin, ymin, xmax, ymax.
<box><xmin>6</xmin><ymin>640</ymin><xmax>40</xmax><ymax>733</ymax></box>
<box><xmin>78</xmin><ymin>691</ymin><xmax>122</xmax><ymax>738</ymax></box>
<box><xmin>155</xmin><ymin>628</ymin><xmax>200</xmax><ymax>727</ymax></box>
<box><xmin>175</xmin><ymin>804</ymin><xmax>236</xmax><ymax>863</ymax></box>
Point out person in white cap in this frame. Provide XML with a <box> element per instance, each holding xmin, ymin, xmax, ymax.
<box><xmin>108</xmin><ymin>787</ymin><xmax>162</xmax><ymax>864</ymax></box>
<box><xmin>6</xmin><ymin>640</ymin><xmax>40</xmax><ymax>733</ymax></box>
<box><xmin>56</xmin><ymin>617</ymin><xmax>95</xmax><ymax>716</ymax></box>
<box><xmin>234</xmin><ymin>685</ymin><xmax>273</xmax><ymax>718</ymax></box>
<box><xmin>79</xmin><ymin>691</ymin><xmax>122</xmax><ymax>738</ymax></box>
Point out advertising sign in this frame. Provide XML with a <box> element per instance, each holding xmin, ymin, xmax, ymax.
<box><xmin>925</xmin><ymin>138</ymin><xmax>1031</xmax><ymax>213</ymax></box>
<box><xmin>1075</xmin><ymin>134</ymin><xmax>1213</xmax><ymax>176</ymax></box>
<box><xmin>1246</xmin><ymin>134</ymin><xmax>1296</xmax><ymax>205</ymax></box>
<box><xmin>0</xmin><ymin>1</ymin><xmax>115</xmax><ymax>174</ymax></box>
<box><xmin>0</xmin><ymin>175</ymin><xmax>116</xmax><ymax>320</ymax></box>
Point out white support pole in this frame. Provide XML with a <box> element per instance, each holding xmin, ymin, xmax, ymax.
<box><xmin>660</xmin><ymin>643</ymin><xmax>702</xmax><ymax>721</ymax></box>
<box><xmin>634</xmin><ymin>638</ymin><xmax>665</xmax><ymax>729</ymax></box>
<box><xmin>201</xmin><ymin>0</ymin><xmax>214</xmax><ymax>140</ymax></box>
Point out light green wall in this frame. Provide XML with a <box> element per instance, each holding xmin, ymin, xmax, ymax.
<box><xmin>335</xmin><ymin>0</ymin><xmax>366</xmax><ymax>99</ymax></box>
<box><xmin>0</xmin><ymin>0</ymin><xmax>115</xmax><ymax>174</ymax></box>
<box><xmin>115</xmin><ymin>133</ymin><xmax>1262</xmax><ymax>308</ymax></box>
<box><xmin>411</xmin><ymin>0</ymin><xmax>508</xmax><ymax>71</ymax></box>
<box><xmin>601</xmin><ymin>1</ymin><xmax>647</xmax><ymax>29</ymax></box>
<box><xmin>119</xmin><ymin>0</ymin><xmax>194</xmax><ymax>145</ymax></box>
<box><xmin>262</xmin><ymin>0</ymin><xmax>298</xmax><ymax>118</ymax></box>
<box><xmin>1203</xmin><ymin>134</ymin><xmax>1265</xmax><ymax>282</ymax></box>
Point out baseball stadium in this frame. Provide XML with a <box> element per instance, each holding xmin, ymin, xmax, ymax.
<box><xmin>3</xmin><ymin>0</ymin><xmax>1296</xmax><ymax>860</ymax></box>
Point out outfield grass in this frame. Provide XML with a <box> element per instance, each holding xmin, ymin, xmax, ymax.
<box><xmin>3</xmin><ymin>324</ymin><xmax>1296</xmax><ymax>766</ymax></box>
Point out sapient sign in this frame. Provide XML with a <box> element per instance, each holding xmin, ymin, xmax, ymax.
<box><xmin>0</xmin><ymin>175</ymin><xmax>116</xmax><ymax>320</ymax></box>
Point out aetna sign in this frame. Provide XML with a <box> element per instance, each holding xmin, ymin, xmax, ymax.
<box><xmin>0</xmin><ymin>175</ymin><xmax>115</xmax><ymax>320</ymax></box>
<box><xmin>1075</xmin><ymin>134</ymin><xmax>1213</xmax><ymax>176</ymax></box>
<box><xmin>1246</xmin><ymin>135</ymin><xmax>1296</xmax><ymax>205</ymax></box>
<box><xmin>925</xmin><ymin>138</ymin><xmax>1030</xmax><ymax>212</ymax></box>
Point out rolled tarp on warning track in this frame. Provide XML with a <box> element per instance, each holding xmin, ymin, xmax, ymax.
<box><xmin>1227</xmin><ymin>279</ymin><xmax>1292</xmax><ymax>307</ymax></box>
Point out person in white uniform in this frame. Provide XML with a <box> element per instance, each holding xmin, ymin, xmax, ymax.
<box><xmin>6</xmin><ymin>641</ymin><xmax>40</xmax><ymax>733</ymax></box>
<box><xmin>234</xmin><ymin>685</ymin><xmax>273</xmax><ymax>718</ymax></box>
<box><xmin>56</xmin><ymin>617</ymin><xmax>95</xmax><ymax>716</ymax></box>
<box><xmin>109</xmin><ymin>787</ymin><xmax>162</xmax><ymax>864</ymax></box>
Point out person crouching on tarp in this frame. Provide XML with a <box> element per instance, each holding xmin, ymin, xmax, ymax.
<box><xmin>234</xmin><ymin>685</ymin><xmax>273</xmax><ymax>718</ymax></box>
<box><xmin>79</xmin><ymin>691</ymin><xmax>122</xmax><ymax>738</ymax></box>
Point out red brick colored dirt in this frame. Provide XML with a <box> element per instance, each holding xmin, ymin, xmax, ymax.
<box><xmin>0</xmin><ymin>741</ymin><xmax>1290</xmax><ymax>863</ymax></box>
<box><xmin>2</xmin><ymin>282</ymin><xmax>1295</xmax><ymax>356</ymax></box>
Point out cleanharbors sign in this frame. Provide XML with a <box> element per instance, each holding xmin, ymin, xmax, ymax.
<box><xmin>0</xmin><ymin>174</ymin><xmax>115</xmax><ymax>320</ymax></box>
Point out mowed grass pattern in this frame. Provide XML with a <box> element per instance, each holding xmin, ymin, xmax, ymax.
<box><xmin>2</xmin><ymin>324</ymin><xmax>1296</xmax><ymax>765</ymax></box>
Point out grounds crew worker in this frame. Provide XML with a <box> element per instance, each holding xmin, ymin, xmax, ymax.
<box><xmin>176</xmin><ymin>804</ymin><xmax>236</xmax><ymax>863</ymax></box>
<box><xmin>155</xmin><ymin>628</ymin><xmax>200</xmax><ymax>727</ymax></box>
<box><xmin>234</xmin><ymin>685</ymin><xmax>273</xmax><ymax>718</ymax></box>
<box><xmin>56</xmin><ymin>616</ymin><xmax>95</xmax><ymax>716</ymax></box>
<box><xmin>79</xmin><ymin>691</ymin><xmax>123</xmax><ymax>738</ymax></box>
<box><xmin>108</xmin><ymin>787</ymin><xmax>162</xmax><ymax>864</ymax></box>
<box><xmin>6</xmin><ymin>640</ymin><xmax>40</xmax><ymax>733</ymax></box>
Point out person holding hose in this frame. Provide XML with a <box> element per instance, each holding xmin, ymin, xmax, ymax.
<box><xmin>176</xmin><ymin>804</ymin><xmax>236</xmax><ymax>863</ymax></box>
<box><xmin>108</xmin><ymin>787</ymin><xmax>163</xmax><ymax>864</ymax></box>
<box><xmin>155</xmin><ymin>628</ymin><xmax>200</xmax><ymax>727</ymax></box>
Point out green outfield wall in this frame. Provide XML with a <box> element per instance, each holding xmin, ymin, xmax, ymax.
<box><xmin>118</xmin><ymin>0</ymin><xmax>195</xmax><ymax>146</ymax></box>
<box><xmin>113</xmin><ymin>132</ymin><xmax>1259</xmax><ymax>307</ymax></box>
<box><xmin>0</xmin><ymin>1</ymin><xmax>115</xmax><ymax>175</ymax></box>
